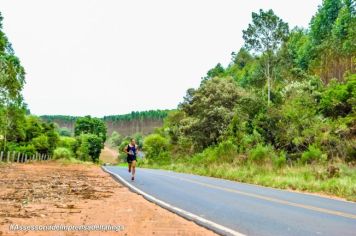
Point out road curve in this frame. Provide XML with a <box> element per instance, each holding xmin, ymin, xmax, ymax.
<box><xmin>103</xmin><ymin>166</ymin><xmax>356</xmax><ymax>236</ymax></box>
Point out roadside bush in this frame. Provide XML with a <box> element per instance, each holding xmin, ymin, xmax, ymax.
<box><xmin>143</xmin><ymin>134</ymin><xmax>169</xmax><ymax>160</ymax></box>
<box><xmin>76</xmin><ymin>134</ymin><xmax>103</xmax><ymax>163</ymax></box>
<box><xmin>319</xmin><ymin>75</ymin><xmax>355</xmax><ymax>118</ymax></box>
<box><xmin>31</xmin><ymin>134</ymin><xmax>49</xmax><ymax>154</ymax></box>
<box><xmin>248</xmin><ymin>144</ymin><xmax>275</xmax><ymax>163</ymax></box>
<box><xmin>53</xmin><ymin>147</ymin><xmax>73</xmax><ymax>160</ymax></box>
<box><xmin>273</xmin><ymin>151</ymin><xmax>287</xmax><ymax>168</ymax></box>
<box><xmin>58</xmin><ymin>136</ymin><xmax>77</xmax><ymax>151</ymax></box>
<box><xmin>301</xmin><ymin>145</ymin><xmax>327</xmax><ymax>164</ymax></box>
<box><xmin>15</xmin><ymin>144</ymin><xmax>36</xmax><ymax>156</ymax></box>
<box><xmin>214</xmin><ymin>140</ymin><xmax>237</xmax><ymax>163</ymax></box>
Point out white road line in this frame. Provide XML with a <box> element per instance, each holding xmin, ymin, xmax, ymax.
<box><xmin>102</xmin><ymin>166</ymin><xmax>245</xmax><ymax>236</ymax></box>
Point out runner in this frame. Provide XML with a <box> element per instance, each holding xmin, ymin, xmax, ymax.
<box><xmin>124</xmin><ymin>138</ymin><xmax>138</xmax><ymax>181</ymax></box>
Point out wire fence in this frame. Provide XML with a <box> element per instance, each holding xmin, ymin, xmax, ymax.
<box><xmin>0</xmin><ymin>151</ymin><xmax>52</xmax><ymax>163</ymax></box>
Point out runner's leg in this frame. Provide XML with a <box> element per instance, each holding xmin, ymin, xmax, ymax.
<box><xmin>131</xmin><ymin>160</ymin><xmax>136</xmax><ymax>180</ymax></box>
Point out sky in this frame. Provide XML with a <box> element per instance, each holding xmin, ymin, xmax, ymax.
<box><xmin>1</xmin><ymin>0</ymin><xmax>321</xmax><ymax>117</ymax></box>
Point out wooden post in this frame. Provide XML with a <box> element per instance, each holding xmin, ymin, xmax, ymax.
<box><xmin>7</xmin><ymin>152</ymin><xmax>10</xmax><ymax>162</ymax></box>
<box><xmin>12</xmin><ymin>151</ymin><xmax>16</xmax><ymax>162</ymax></box>
<box><xmin>24</xmin><ymin>154</ymin><xmax>27</xmax><ymax>163</ymax></box>
<box><xmin>17</xmin><ymin>152</ymin><xmax>20</xmax><ymax>162</ymax></box>
<box><xmin>0</xmin><ymin>151</ymin><xmax>3</xmax><ymax>162</ymax></box>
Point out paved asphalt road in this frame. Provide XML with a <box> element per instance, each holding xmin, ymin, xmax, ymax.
<box><xmin>103</xmin><ymin>166</ymin><xmax>356</xmax><ymax>236</ymax></box>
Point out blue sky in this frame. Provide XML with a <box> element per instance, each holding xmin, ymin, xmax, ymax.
<box><xmin>1</xmin><ymin>0</ymin><xmax>321</xmax><ymax>117</ymax></box>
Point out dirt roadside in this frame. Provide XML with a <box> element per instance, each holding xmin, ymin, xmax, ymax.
<box><xmin>0</xmin><ymin>162</ymin><xmax>216</xmax><ymax>236</ymax></box>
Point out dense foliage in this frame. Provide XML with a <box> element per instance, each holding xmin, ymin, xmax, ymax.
<box><xmin>74</xmin><ymin>116</ymin><xmax>107</xmax><ymax>143</ymax></box>
<box><xmin>72</xmin><ymin>116</ymin><xmax>107</xmax><ymax>162</ymax></box>
<box><xmin>144</xmin><ymin>1</ymin><xmax>356</xmax><ymax>167</ymax></box>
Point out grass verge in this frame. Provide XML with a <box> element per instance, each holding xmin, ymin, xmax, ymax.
<box><xmin>139</xmin><ymin>161</ymin><xmax>356</xmax><ymax>201</ymax></box>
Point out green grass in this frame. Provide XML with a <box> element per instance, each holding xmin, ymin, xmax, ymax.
<box><xmin>139</xmin><ymin>161</ymin><xmax>356</xmax><ymax>201</ymax></box>
<box><xmin>116</xmin><ymin>162</ymin><xmax>128</xmax><ymax>167</ymax></box>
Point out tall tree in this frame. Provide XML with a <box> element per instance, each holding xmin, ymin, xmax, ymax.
<box><xmin>242</xmin><ymin>9</ymin><xmax>289</xmax><ymax>105</ymax></box>
<box><xmin>0</xmin><ymin>12</ymin><xmax>26</xmax><ymax>151</ymax></box>
<box><xmin>74</xmin><ymin>116</ymin><xmax>107</xmax><ymax>143</ymax></box>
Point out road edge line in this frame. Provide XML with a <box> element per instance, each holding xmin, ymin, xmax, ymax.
<box><xmin>102</xmin><ymin>166</ymin><xmax>245</xmax><ymax>236</ymax></box>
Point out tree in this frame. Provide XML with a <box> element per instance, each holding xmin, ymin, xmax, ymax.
<box><xmin>76</xmin><ymin>133</ymin><xmax>103</xmax><ymax>163</ymax></box>
<box><xmin>74</xmin><ymin>116</ymin><xmax>107</xmax><ymax>143</ymax></box>
<box><xmin>243</xmin><ymin>9</ymin><xmax>289</xmax><ymax>105</ymax></box>
<box><xmin>308</xmin><ymin>0</ymin><xmax>355</xmax><ymax>81</ymax></box>
<box><xmin>143</xmin><ymin>134</ymin><xmax>169</xmax><ymax>161</ymax></box>
<box><xmin>179</xmin><ymin>77</ymin><xmax>242</xmax><ymax>149</ymax></box>
<box><xmin>0</xmin><ymin>12</ymin><xmax>26</xmax><ymax>151</ymax></box>
<box><xmin>58</xmin><ymin>127</ymin><xmax>72</xmax><ymax>137</ymax></box>
<box><xmin>201</xmin><ymin>63</ymin><xmax>225</xmax><ymax>83</ymax></box>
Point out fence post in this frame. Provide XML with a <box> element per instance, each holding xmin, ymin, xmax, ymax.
<box><xmin>0</xmin><ymin>151</ymin><xmax>3</xmax><ymax>162</ymax></box>
<box><xmin>7</xmin><ymin>152</ymin><xmax>10</xmax><ymax>162</ymax></box>
<box><xmin>16</xmin><ymin>152</ymin><xmax>20</xmax><ymax>162</ymax></box>
<box><xmin>12</xmin><ymin>151</ymin><xmax>15</xmax><ymax>162</ymax></box>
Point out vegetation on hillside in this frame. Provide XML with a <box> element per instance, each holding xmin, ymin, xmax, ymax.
<box><xmin>140</xmin><ymin>0</ymin><xmax>356</xmax><ymax>200</ymax></box>
<box><xmin>54</xmin><ymin>116</ymin><xmax>107</xmax><ymax>163</ymax></box>
<box><xmin>103</xmin><ymin>110</ymin><xmax>169</xmax><ymax>122</ymax></box>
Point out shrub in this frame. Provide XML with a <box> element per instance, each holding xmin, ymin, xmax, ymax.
<box><xmin>31</xmin><ymin>134</ymin><xmax>49</xmax><ymax>153</ymax></box>
<box><xmin>58</xmin><ymin>136</ymin><xmax>77</xmax><ymax>151</ymax></box>
<box><xmin>108</xmin><ymin>131</ymin><xmax>123</xmax><ymax>148</ymax></box>
<box><xmin>214</xmin><ymin>140</ymin><xmax>238</xmax><ymax>163</ymax></box>
<box><xmin>15</xmin><ymin>144</ymin><xmax>36</xmax><ymax>156</ymax></box>
<box><xmin>248</xmin><ymin>144</ymin><xmax>275</xmax><ymax>163</ymax></box>
<box><xmin>143</xmin><ymin>134</ymin><xmax>169</xmax><ymax>160</ymax></box>
<box><xmin>319</xmin><ymin>75</ymin><xmax>355</xmax><ymax>118</ymax></box>
<box><xmin>53</xmin><ymin>147</ymin><xmax>73</xmax><ymax>160</ymax></box>
<box><xmin>58</xmin><ymin>127</ymin><xmax>72</xmax><ymax>137</ymax></box>
<box><xmin>301</xmin><ymin>145</ymin><xmax>327</xmax><ymax>164</ymax></box>
<box><xmin>273</xmin><ymin>151</ymin><xmax>287</xmax><ymax>168</ymax></box>
<box><xmin>76</xmin><ymin>134</ymin><xmax>103</xmax><ymax>163</ymax></box>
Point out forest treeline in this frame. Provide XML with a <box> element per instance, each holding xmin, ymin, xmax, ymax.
<box><xmin>140</xmin><ymin>0</ymin><xmax>356</xmax><ymax>200</ymax></box>
<box><xmin>41</xmin><ymin>110</ymin><xmax>169</xmax><ymax>124</ymax></box>
<box><xmin>41</xmin><ymin>110</ymin><xmax>169</xmax><ymax>136</ymax></box>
